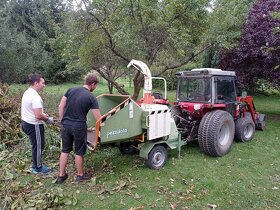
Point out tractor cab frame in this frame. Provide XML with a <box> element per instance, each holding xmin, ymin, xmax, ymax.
<box><xmin>177</xmin><ymin>69</ymin><xmax>236</xmax><ymax>104</ymax></box>
<box><xmin>175</xmin><ymin>68</ymin><xmax>237</xmax><ymax>118</ymax></box>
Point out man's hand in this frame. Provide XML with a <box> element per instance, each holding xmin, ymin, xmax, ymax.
<box><xmin>87</xmin><ymin>127</ymin><xmax>96</xmax><ymax>132</ymax></box>
<box><xmin>46</xmin><ymin>117</ymin><xmax>55</xmax><ymax>124</ymax></box>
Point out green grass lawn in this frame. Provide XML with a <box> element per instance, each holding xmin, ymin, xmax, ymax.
<box><xmin>48</xmin><ymin>118</ymin><xmax>280</xmax><ymax>209</ymax></box>
<box><xmin>1</xmin><ymin>82</ymin><xmax>280</xmax><ymax>209</ymax></box>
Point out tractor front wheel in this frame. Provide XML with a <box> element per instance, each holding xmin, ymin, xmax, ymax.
<box><xmin>235</xmin><ymin>117</ymin><xmax>255</xmax><ymax>142</ymax></box>
<box><xmin>198</xmin><ymin>110</ymin><xmax>235</xmax><ymax>157</ymax></box>
<box><xmin>145</xmin><ymin>145</ymin><xmax>167</xmax><ymax>169</ymax></box>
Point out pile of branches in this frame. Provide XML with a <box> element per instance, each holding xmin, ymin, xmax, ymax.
<box><xmin>0</xmin><ymin>145</ymin><xmax>78</xmax><ymax>209</ymax></box>
<box><xmin>0</xmin><ymin>83</ymin><xmax>23</xmax><ymax>145</ymax></box>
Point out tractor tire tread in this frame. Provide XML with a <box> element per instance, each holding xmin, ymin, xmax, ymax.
<box><xmin>235</xmin><ymin>117</ymin><xmax>255</xmax><ymax>142</ymax></box>
<box><xmin>198</xmin><ymin>110</ymin><xmax>235</xmax><ymax>157</ymax></box>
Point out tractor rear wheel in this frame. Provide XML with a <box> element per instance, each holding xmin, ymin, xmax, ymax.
<box><xmin>198</xmin><ymin>110</ymin><xmax>235</xmax><ymax>157</ymax></box>
<box><xmin>235</xmin><ymin>117</ymin><xmax>255</xmax><ymax>142</ymax></box>
<box><xmin>145</xmin><ymin>145</ymin><xmax>167</xmax><ymax>169</ymax></box>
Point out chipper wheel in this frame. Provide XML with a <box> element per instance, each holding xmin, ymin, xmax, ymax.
<box><xmin>235</xmin><ymin>117</ymin><xmax>255</xmax><ymax>142</ymax></box>
<box><xmin>145</xmin><ymin>145</ymin><xmax>167</xmax><ymax>169</ymax></box>
<box><xmin>198</xmin><ymin>110</ymin><xmax>235</xmax><ymax>157</ymax></box>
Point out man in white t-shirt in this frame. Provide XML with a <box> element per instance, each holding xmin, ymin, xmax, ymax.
<box><xmin>21</xmin><ymin>74</ymin><xmax>54</xmax><ymax>174</ymax></box>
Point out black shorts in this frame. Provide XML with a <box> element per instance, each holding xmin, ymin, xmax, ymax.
<box><xmin>61</xmin><ymin>126</ymin><xmax>87</xmax><ymax>156</ymax></box>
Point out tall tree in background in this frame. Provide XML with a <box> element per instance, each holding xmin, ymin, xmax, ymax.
<box><xmin>220</xmin><ymin>0</ymin><xmax>280</xmax><ymax>93</ymax></box>
<box><xmin>78</xmin><ymin>0</ymin><xmax>210</xmax><ymax>99</ymax></box>
<box><xmin>0</xmin><ymin>0</ymin><xmax>77</xmax><ymax>84</ymax></box>
<box><xmin>0</xmin><ymin>0</ymin><xmax>34</xmax><ymax>82</ymax></box>
<box><xmin>203</xmin><ymin>0</ymin><xmax>254</xmax><ymax>68</ymax></box>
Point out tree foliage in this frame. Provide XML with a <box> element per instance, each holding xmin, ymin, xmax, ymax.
<box><xmin>220</xmin><ymin>0</ymin><xmax>280</xmax><ymax>93</ymax></box>
<box><xmin>2</xmin><ymin>0</ymin><xmax>278</xmax><ymax>96</ymax></box>
<box><xmin>202</xmin><ymin>0</ymin><xmax>254</xmax><ymax>68</ymax></box>
<box><xmin>0</xmin><ymin>84</ymin><xmax>22</xmax><ymax>143</ymax></box>
<box><xmin>207</xmin><ymin>0</ymin><xmax>254</xmax><ymax>49</ymax></box>
<box><xmin>77</xmin><ymin>0</ymin><xmax>210</xmax><ymax>99</ymax></box>
<box><xmin>0</xmin><ymin>0</ymin><xmax>82</xmax><ymax>84</ymax></box>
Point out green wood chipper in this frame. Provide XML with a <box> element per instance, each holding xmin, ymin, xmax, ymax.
<box><xmin>87</xmin><ymin>59</ymin><xmax>184</xmax><ymax>169</ymax></box>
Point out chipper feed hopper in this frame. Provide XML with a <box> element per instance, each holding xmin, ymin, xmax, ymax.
<box><xmin>87</xmin><ymin>60</ymin><xmax>183</xmax><ymax>169</ymax></box>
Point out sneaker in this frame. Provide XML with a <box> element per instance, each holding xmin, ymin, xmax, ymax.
<box><xmin>31</xmin><ymin>165</ymin><xmax>52</xmax><ymax>174</ymax></box>
<box><xmin>55</xmin><ymin>173</ymin><xmax>68</xmax><ymax>184</ymax></box>
<box><xmin>75</xmin><ymin>173</ymin><xmax>92</xmax><ymax>182</ymax></box>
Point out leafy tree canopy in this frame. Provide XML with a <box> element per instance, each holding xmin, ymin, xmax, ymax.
<box><xmin>0</xmin><ymin>0</ymin><xmax>82</xmax><ymax>84</ymax></box>
<box><xmin>220</xmin><ymin>0</ymin><xmax>280</xmax><ymax>93</ymax></box>
<box><xmin>76</xmin><ymin>0</ymin><xmax>210</xmax><ymax>99</ymax></box>
<box><xmin>202</xmin><ymin>0</ymin><xmax>254</xmax><ymax>68</ymax></box>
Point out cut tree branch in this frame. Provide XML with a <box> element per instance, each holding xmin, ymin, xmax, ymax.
<box><xmin>92</xmin><ymin>65</ymin><xmax>130</xmax><ymax>95</ymax></box>
<box><xmin>86</xmin><ymin>10</ymin><xmax>130</xmax><ymax>63</ymax></box>
<box><xmin>155</xmin><ymin>45</ymin><xmax>211</xmax><ymax>76</ymax></box>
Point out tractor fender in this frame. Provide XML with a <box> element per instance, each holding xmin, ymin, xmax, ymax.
<box><xmin>139</xmin><ymin>140</ymin><xmax>169</xmax><ymax>159</ymax></box>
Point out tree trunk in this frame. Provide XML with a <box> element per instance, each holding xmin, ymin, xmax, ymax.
<box><xmin>108</xmin><ymin>82</ymin><xmax>113</xmax><ymax>94</ymax></box>
<box><xmin>248</xmin><ymin>81</ymin><xmax>255</xmax><ymax>95</ymax></box>
<box><xmin>132</xmin><ymin>73</ymin><xmax>144</xmax><ymax>101</ymax></box>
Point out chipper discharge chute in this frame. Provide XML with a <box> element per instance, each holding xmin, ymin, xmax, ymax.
<box><xmin>87</xmin><ymin>60</ymin><xmax>183</xmax><ymax>169</ymax></box>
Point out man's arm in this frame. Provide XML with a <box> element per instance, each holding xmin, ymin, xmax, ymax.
<box><xmin>91</xmin><ymin>109</ymin><xmax>101</xmax><ymax>121</ymax></box>
<box><xmin>58</xmin><ymin>96</ymin><xmax>67</xmax><ymax>121</ymax></box>
<box><xmin>33</xmin><ymin>108</ymin><xmax>49</xmax><ymax>121</ymax></box>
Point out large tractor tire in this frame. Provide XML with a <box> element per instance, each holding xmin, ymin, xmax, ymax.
<box><xmin>145</xmin><ymin>145</ymin><xmax>167</xmax><ymax>169</ymax></box>
<box><xmin>170</xmin><ymin>106</ymin><xmax>182</xmax><ymax>125</ymax></box>
<box><xmin>235</xmin><ymin>117</ymin><xmax>255</xmax><ymax>142</ymax></box>
<box><xmin>198</xmin><ymin>110</ymin><xmax>235</xmax><ymax>157</ymax></box>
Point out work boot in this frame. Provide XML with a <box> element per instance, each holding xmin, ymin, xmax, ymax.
<box><xmin>75</xmin><ymin>173</ymin><xmax>92</xmax><ymax>182</ymax></box>
<box><xmin>55</xmin><ymin>173</ymin><xmax>68</xmax><ymax>184</ymax></box>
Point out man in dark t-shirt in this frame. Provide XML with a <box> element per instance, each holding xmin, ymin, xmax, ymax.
<box><xmin>55</xmin><ymin>73</ymin><xmax>101</xmax><ymax>184</ymax></box>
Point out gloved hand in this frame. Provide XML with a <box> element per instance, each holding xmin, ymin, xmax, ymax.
<box><xmin>46</xmin><ymin>117</ymin><xmax>55</xmax><ymax>124</ymax></box>
<box><xmin>87</xmin><ymin>127</ymin><xmax>96</xmax><ymax>132</ymax></box>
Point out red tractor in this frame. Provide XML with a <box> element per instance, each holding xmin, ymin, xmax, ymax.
<box><xmin>171</xmin><ymin>68</ymin><xmax>266</xmax><ymax>157</ymax></box>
